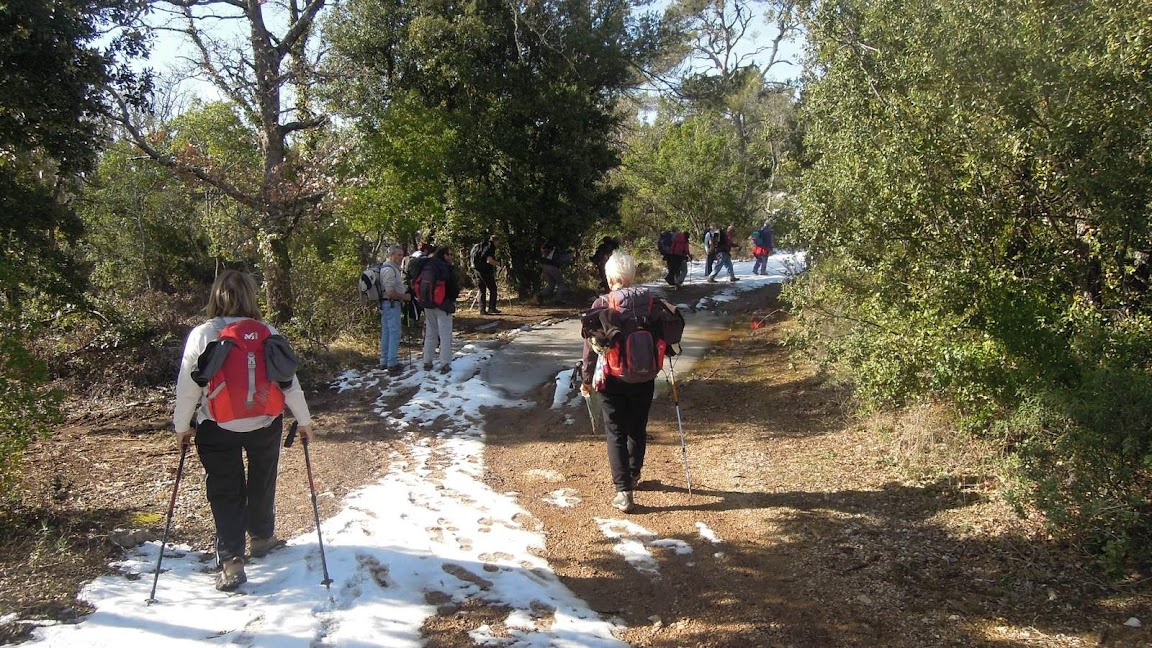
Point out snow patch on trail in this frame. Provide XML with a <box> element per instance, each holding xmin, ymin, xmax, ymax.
<box><xmin>696</xmin><ymin>522</ymin><xmax>723</xmax><ymax>544</ymax></box>
<box><xmin>595</xmin><ymin>518</ymin><xmax>695</xmax><ymax>578</ymax></box>
<box><xmin>551</xmin><ymin>369</ymin><xmax>581</xmax><ymax>409</ymax></box>
<box><xmin>543</xmin><ymin>489</ymin><xmax>581</xmax><ymax>508</ymax></box>
<box><xmin>31</xmin><ymin>340</ymin><xmax>627</xmax><ymax>648</ymax></box>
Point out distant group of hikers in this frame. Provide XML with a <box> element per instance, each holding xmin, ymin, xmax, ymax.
<box><xmin>169</xmin><ymin>223</ymin><xmax>773</xmax><ymax>591</ymax></box>
<box><xmin>655</xmin><ymin>221</ymin><xmax>776</xmax><ymax>287</ymax></box>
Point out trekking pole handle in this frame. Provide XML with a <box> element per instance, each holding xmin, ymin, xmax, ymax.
<box><xmin>284</xmin><ymin>420</ymin><xmax>298</xmax><ymax>448</ymax></box>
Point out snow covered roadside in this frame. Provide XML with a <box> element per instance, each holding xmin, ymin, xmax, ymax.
<box><xmin>26</xmin><ymin>251</ymin><xmax>805</xmax><ymax>648</ymax></box>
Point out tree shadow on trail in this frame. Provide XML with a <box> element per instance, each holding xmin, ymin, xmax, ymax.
<box><xmin>563</xmin><ymin>474</ymin><xmax>1149</xmax><ymax>648</ymax></box>
<box><xmin>635</xmin><ymin>475</ymin><xmax>986</xmax><ymax>522</ymax></box>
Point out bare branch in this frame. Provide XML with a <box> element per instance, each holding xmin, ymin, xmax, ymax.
<box><xmin>161</xmin><ymin>0</ymin><xmax>247</xmax><ymax>9</ymax></box>
<box><xmin>277</xmin><ymin>0</ymin><xmax>327</xmax><ymax>57</ymax></box>
<box><xmin>106</xmin><ymin>91</ymin><xmax>258</xmax><ymax>209</ymax></box>
<box><xmin>174</xmin><ymin>5</ymin><xmax>254</xmax><ymax>111</ymax></box>
<box><xmin>280</xmin><ymin>116</ymin><xmax>328</xmax><ymax>134</ymax></box>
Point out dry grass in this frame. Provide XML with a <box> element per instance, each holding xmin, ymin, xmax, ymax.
<box><xmin>867</xmin><ymin>403</ymin><xmax>1004</xmax><ymax>483</ymax></box>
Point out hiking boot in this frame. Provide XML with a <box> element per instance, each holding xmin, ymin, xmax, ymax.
<box><xmin>216</xmin><ymin>557</ymin><xmax>247</xmax><ymax>591</ymax></box>
<box><xmin>249</xmin><ymin>536</ymin><xmax>283</xmax><ymax>558</ymax></box>
<box><xmin>611</xmin><ymin>491</ymin><xmax>635</xmax><ymax>513</ymax></box>
<box><xmin>387</xmin><ymin>364</ymin><xmax>404</xmax><ymax>376</ymax></box>
<box><xmin>730</xmin><ymin>276</ymin><xmax>740</xmax><ymax>282</ymax></box>
<box><xmin>423</xmin><ymin>362</ymin><xmax>433</xmax><ymax>371</ymax></box>
<box><xmin>707</xmin><ymin>277</ymin><xmax>716</xmax><ymax>283</ymax></box>
<box><xmin>439</xmin><ymin>364</ymin><xmax>451</xmax><ymax>375</ymax></box>
<box><xmin>487</xmin><ymin>308</ymin><xmax>502</xmax><ymax>314</ymax></box>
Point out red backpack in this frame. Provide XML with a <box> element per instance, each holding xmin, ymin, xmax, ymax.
<box><xmin>412</xmin><ymin>258</ymin><xmax>447</xmax><ymax>308</ymax></box>
<box><xmin>602</xmin><ymin>288</ymin><xmax>666</xmax><ymax>383</ymax></box>
<box><xmin>194</xmin><ymin>319</ymin><xmax>286</xmax><ymax>423</ymax></box>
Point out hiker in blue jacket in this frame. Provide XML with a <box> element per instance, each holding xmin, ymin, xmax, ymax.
<box><xmin>751</xmin><ymin>221</ymin><xmax>774</xmax><ymax>275</ymax></box>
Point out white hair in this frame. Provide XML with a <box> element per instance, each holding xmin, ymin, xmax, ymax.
<box><xmin>604</xmin><ymin>251</ymin><xmax>635</xmax><ymax>287</ymax></box>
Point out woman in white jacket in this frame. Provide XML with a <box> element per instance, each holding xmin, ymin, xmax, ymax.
<box><xmin>172</xmin><ymin>270</ymin><xmax>315</xmax><ymax>591</ymax></box>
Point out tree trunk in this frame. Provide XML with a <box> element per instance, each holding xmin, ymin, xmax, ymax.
<box><xmin>504</xmin><ymin>238</ymin><xmax>537</xmax><ymax>299</ymax></box>
<box><xmin>263</xmin><ymin>235</ymin><xmax>294</xmax><ymax>323</ymax></box>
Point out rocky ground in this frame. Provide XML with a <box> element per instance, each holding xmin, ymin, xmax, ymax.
<box><xmin>2</xmin><ymin>284</ymin><xmax>1150</xmax><ymax>646</ymax></box>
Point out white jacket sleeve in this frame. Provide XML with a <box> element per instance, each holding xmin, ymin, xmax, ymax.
<box><xmin>281</xmin><ymin>377</ymin><xmax>312</xmax><ymax>427</ymax></box>
<box><xmin>171</xmin><ymin>319</ymin><xmax>313</xmax><ymax>432</ymax></box>
<box><xmin>172</xmin><ymin>321</ymin><xmax>215</xmax><ymax>432</ymax></box>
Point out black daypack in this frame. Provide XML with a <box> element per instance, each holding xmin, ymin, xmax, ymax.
<box><xmin>467</xmin><ymin>243</ymin><xmax>486</xmax><ymax>270</ymax></box>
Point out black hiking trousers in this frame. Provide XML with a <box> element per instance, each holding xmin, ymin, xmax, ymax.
<box><xmin>195</xmin><ymin>416</ymin><xmax>282</xmax><ymax>562</ymax></box>
<box><xmin>597</xmin><ymin>379</ymin><xmax>655</xmax><ymax>492</ymax></box>
<box><xmin>665</xmin><ymin>254</ymin><xmax>687</xmax><ymax>286</ymax></box>
<box><xmin>476</xmin><ymin>269</ymin><xmax>498</xmax><ymax>311</ymax></box>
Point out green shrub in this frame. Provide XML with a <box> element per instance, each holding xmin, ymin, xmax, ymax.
<box><xmin>0</xmin><ymin>324</ymin><xmax>62</xmax><ymax>490</ymax></box>
<box><xmin>1002</xmin><ymin>369</ymin><xmax>1152</xmax><ymax>571</ymax></box>
<box><xmin>794</xmin><ymin>0</ymin><xmax>1152</xmax><ymax>566</ymax></box>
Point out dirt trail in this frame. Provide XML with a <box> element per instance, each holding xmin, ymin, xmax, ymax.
<box><xmin>481</xmin><ymin>285</ymin><xmax>1149</xmax><ymax>648</ymax></box>
<box><xmin>3</xmin><ymin>284</ymin><xmax>1149</xmax><ymax>646</ymax></box>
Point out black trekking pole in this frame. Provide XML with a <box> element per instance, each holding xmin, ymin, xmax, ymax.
<box><xmin>666</xmin><ymin>358</ymin><xmax>693</xmax><ymax>494</ymax></box>
<box><xmin>285</xmin><ymin>421</ymin><xmax>334</xmax><ymax>596</ymax></box>
<box><xmin>147</xmin><ymin>441</ymin><xmax>189</xmax><ymax>604</ymax></box>
<box><xmin>570</xmin><ymin>361</ymin><xmax>597</xmax><ymax>435</ymax></box>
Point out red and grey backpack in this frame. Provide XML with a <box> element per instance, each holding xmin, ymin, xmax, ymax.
<box><xmin>192</xmin><ymin>318</ymin><xmax>297</xmax><ymax>423</ymax></box>
<box><xmin>581</xmin><ymin>286</ymin><xmax>685</xmax><ymax>385</ymax></box>
<box><xmin>412</xmin><ymin>258</ymin><xmax>447</xmax><ymax>308</ymax></box>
